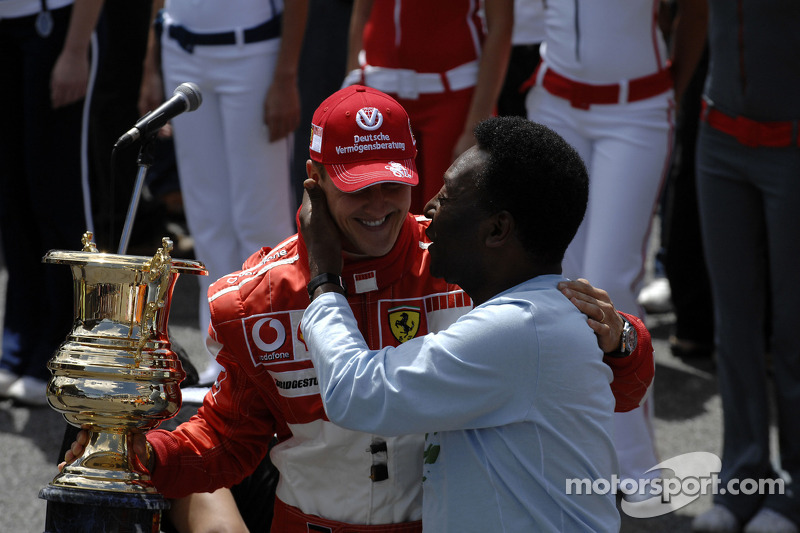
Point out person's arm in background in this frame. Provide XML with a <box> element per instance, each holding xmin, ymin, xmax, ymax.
<box><xmin>343</xmin><ymin>0</ymin><xmax>373</xmax><ymax>80</ymax></box>
<box><xmin>50</xmin><ymin>0</ymin><xmax>105</xmax><ymax>108</ymax></box>
<box><xmin>263</xmin><ymin>0</ymin><xmax>309</xmax><ymax>141</ymax></box>
<box><xmin>451</xmin><ymin>0</ymin><xmax>513</xmax><ymax>159</ymax></box>
<box><xmin>138</xmin><ymin>0</ymin><xmax>165</xmax><ymax>116</ymax></box>
<box><xmin>559</xmin><ymin>279</ymin><xmax>655</xmax><ymax>413</ymax></box>
<box><xmin>668</xmin><ymin>0</ymin><xmax>708</xmax><ymax>104</ymax></box>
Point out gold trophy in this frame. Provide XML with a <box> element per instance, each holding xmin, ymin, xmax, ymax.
<box><xmin>38</xmin><ymin>231</ymin><xmax>207</xmax><ymax>531</ymax></box>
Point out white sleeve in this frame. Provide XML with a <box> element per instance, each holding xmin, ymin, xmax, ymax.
<box><xmin>301</xmin><ymin>291</ymin><xmax>540</xmax><ymax>436</ymax></box>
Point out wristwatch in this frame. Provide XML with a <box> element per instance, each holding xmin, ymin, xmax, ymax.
<box><xmin>607</xmin><ymin>316</ymin><xmax>637</xmax><ymax>358</ymax></box>
<box><xmin>307</xmin><ymin>273</ymin><xmax>346</xmax><ymax>300</ymax></box>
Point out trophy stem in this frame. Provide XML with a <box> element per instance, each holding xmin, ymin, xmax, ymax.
<box><xmin>50</xmin><ymin>430</ymin><xmax>156</xmax><ymax>494</ymax></box>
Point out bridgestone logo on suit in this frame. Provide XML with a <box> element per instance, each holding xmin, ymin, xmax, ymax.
<box><xmin>275</xmin><ymin>377</ymin><xmax>319</xmax><ymax>390</ymax></box>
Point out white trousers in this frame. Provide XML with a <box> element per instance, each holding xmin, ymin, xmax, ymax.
<box><xmin>527</xmin><ymin>86</ymin><xmax>673</xmax><ymax>483</ymax></box>
<box><xmin>161</xmin><ymin>34</ymin><xmax>295</xmax><ymax>343</ymax></box>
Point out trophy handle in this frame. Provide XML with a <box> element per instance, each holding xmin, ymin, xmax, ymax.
<box><xmin>136</xmin><ymin>237</ymin><xmax>175</xmax><ymax>358</ymax></box>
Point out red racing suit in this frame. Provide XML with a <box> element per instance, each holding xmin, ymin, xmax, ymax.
<box><xmin>148</xmin><ymin>213</ymin><xmax>654</xmax><ymax>531</ymax></box>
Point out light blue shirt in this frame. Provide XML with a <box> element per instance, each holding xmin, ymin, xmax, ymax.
<box><xmin>302</xmin><ymin>275</ymin><xmax>620</xmax><ymax>532</ymax></box>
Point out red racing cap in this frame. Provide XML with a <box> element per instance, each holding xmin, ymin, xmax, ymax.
<box><xmin>309</xmin><ymin>85</ymin><xmax>419</xmax><ymax>193</ymax></box>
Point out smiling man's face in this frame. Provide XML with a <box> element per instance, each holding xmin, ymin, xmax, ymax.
<box><xmin>318</xmin><ymin>172</ymin><xmax>412</xmax><ymax>258</ymax></box>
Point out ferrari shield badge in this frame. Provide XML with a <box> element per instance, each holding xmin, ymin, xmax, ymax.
<box><xmin>388</xmin><ymin>306</ymin><xmax>421</xmax><ymax>343</ymax></box>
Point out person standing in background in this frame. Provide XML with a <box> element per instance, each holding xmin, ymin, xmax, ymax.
<box><xmin>661</xmin><ymin>46</ymin><xmax>714</xmax><ymax>361</ymax></box>
<box><xmin>0</xmin><ymin>0</ymin><xmax>104</xmax><ymax>406</ymax></box>
<box><xmin>525</xmin><ymin>0</ymin><xmax>708</xmax><ymax>499</ymax></box>
<box><xmin>138</xmin><ymin>0</ymin><xmax>308</xmax><ymax>387</ymax></box>
<box><xmin>497</xmin><ymin>0</ymin><xmax>544</xmax><ymax>118</ymax></box>
<box><xmin>344</xmin><ymin>0</ymin><xmax>513</xmax><ymax>214</ymax></box>
<box><xmin>86</xmin><ymin>1</ymin><xmax>153</xmax><ymax>253</ymax></box>
<box><xmin>638</xmin><ymin>0</ymin><xmax>714</xmax><ymax>359</ymax></box>
<box><xmin>289</xmin><ymin>0</ymin><xmax>353</xmax><ymax>209</ymax></box>
<box><xmin>691</xmin><ymin>1</ymin><xmax>800</xmax><ymax>531</ymax></box>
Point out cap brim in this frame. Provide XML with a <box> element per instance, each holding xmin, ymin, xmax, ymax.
<box><xmin>325</xmin><ymin>159</ymin><xmax>419</xmax><ymax>193</ymax></box>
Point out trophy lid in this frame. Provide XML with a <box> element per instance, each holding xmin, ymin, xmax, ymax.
<box><xmin>43</xmin><ymin>250</ymin><xmax>207</xmax><ymax>275</ymax></box>
<box><xmin>42</xmin><ymin>232</ymin><xmax>207</xmax><ymax>276</ymax></box>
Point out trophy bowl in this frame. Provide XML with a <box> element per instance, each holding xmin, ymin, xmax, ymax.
<box><xmin>41</xmin><ymin>233</ymin><xmax>207</xmax><ymax>496</ymax></box>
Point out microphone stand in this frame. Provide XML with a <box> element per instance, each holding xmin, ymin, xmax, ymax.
<box><xmin>117</xmin><ymin>132</ymin><xmax>157</xmax><ymax>255</ymax></box>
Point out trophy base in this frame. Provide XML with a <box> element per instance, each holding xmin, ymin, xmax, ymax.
<box><xmin>39</xmin><ymin>485</ymin><xmax>169</xmax><ymax>533</ymax></box>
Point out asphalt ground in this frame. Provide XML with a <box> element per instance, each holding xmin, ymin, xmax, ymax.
<box><xmin>0</xmin><ymin>236</ymin><xmax>731</xmax><ymax>532</ymax></box>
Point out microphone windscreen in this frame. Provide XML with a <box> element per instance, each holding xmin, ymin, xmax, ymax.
<box><xmin>175</xmin><ymin>82</ymin><xmax>202</xmax><ymax>111</ymax></box>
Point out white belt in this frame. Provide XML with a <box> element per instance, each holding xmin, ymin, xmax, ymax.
<box><xmin>345</xmin><ymin>60</ymin><xmax>480</xmax><ymax>100</ymax></box>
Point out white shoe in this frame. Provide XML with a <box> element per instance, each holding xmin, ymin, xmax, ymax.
<box><xmin>0</xmin><ymin>368</ymin><xmax>20</xmax><ymax>397</ymax></box>
<box><xmin>637</xmin><ymin>277</ymin><xmax>673</xmax><ymax>314</ymax></box>
<box><xmin>744</xmin><ymin>508</ymin><xmax>798</xmax><ymax>533</ymax></box>
<box><xmin>693</xmin><ymin>505</ymin><xmax>740</xmax><ymax>532</ymax></box>
<box><xmin>7</xmin><ymin>375</ymin><xmax>50</xmax><ymax>407</ymax></box>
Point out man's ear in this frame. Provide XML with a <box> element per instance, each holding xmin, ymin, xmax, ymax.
<box><xmin>484</xmin><ymin>210</ymin><xmax>514</xmax><ymax>248</ymax></box>
<box><xmin>306</xmin><ymin>160</ymin><xmax>323</xmax><ymax>183</ymax></box>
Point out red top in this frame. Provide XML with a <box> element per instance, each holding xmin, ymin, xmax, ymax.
<box><xmin>363</xmin><ymin>0</ymin><xmax>484</xmax><ymax>72</ymax></box>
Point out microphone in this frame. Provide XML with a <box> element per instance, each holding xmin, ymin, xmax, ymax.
<box><xmin>115</xmin><ymin>82</ymin><xmax>203</xmax><ymax>148</ymax></box>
